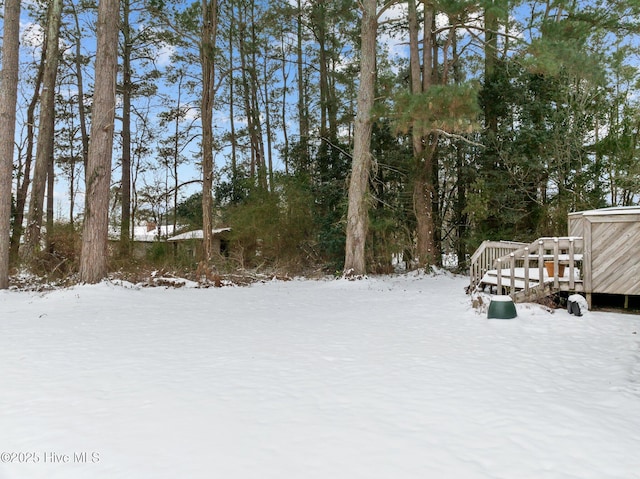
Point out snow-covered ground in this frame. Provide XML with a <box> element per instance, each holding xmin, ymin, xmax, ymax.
<box><xmin>0</xmin><ymin>272</ymin><xmax>639</xmax><ymax>479</ymax></box>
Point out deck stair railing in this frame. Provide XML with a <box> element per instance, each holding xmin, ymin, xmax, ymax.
<box><xmin>469</xmin><ymin>240</ymin><xmax>527</xmax><ymax>291</ymax></box>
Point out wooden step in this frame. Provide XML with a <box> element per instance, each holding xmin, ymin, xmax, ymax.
<box><xmin>479</xmin><ymin>268</ymin><xmax>585</xmax><ymax>301</ymax></box>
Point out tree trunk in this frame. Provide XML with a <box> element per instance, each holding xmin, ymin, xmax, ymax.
<box><xmin>408</xmin><ymin>0</ymin><xmax>437</xmax><ymax>267</ymax></box>
<box><xmin>454</xmin><ymin>144</ymin><xmax>468</xmax><ymax>270</ymax></box>
<box><xmin>0</xmin><ymin>0</ymin><xmax>21</xmax><ymax>288</ymax></box>
<box><xmin>280</xmin><ymin>34</ymin><xmax>289</xmax><ymax>174</ymax></box>
<box><xmin>452</xmin><ymin>32</ymin><xmax>468</xmax><ymax>271</ymax></box>
<box><xmin>200</xmin><ymin>0</ymin><xmax>218</xmax><ymax>263</ymax></box>
<box><xmin>263</xmin><ymin>56</ymin><xmax>274</xmax><ymax>189</ymax></box>
<box><xmin>296</xmin><ymin>0</ymin><xmax>309</xmax><ymax>169</ymax></box>
<box><xmin>172</xmin><ymin>75</ymin><xmax>183</xmax><ymax>232</ymax></box>
<box><xmin>249</xmin><ymin>9</ymin><xmax>266</xmax><ymax>190</ymax></box>
<box><xmin>485</xmin><ymin>0</ymin><xmax>499</xmax><ymax>135</ymax></box>
<box><xmin>79</xmin><ymin>0</ymin><xmax>119</xmax><ymax>283</ymax></box>
<box><xmin>71</xmin><ymin>2</ymin><xmax>90</xmax><ymax>171</ymax></box>
<box><xmin>46</xmin><ymin>151</ymin><xmax>54</xmax><ymax>252</ymax></box>
<box><xmin>344</xmin><ymin>0</ymin><xmax>377</xmax><ymax>276</ymax></box>
<box><xmin>238</xmin><ymin>17</ymin><xmax>256</xmax><ymax>179</ymax></box>
<box><xmin>120</xmin><ymin>0</ymin><xmax>133</xmax><ymax>256</ymax></box>
<box><xmin>420</xmin><ymin>4</ymin><xmax>437</xmax><ymax>267</ymax></box>
<box><xmin>10</xmin><ymin>52</ymin><xmax>44</xmax><ymax>258</ymax></box>
<box><xmin>23</xmin><ymin>0</ymin><xmax>64</xmax><ymax>262</ymax></box>
<box><xmin>315</xmin><ymin>3</ymin><xmax>328</xmax><ymax>143</ymax></box>
<box><xmin>228</xmin><ymin>8</ymin><xmax>238</xmax><ymax>195</ymax></box>
<box><xmin>69</xmin><ymin>149</ymin><xmax>76</xmax><ymax>226</ymax></box>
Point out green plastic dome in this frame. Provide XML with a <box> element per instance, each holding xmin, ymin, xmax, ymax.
<box><xmin>487</xmin><ymin>296</ymin><xmax>517</xmax><ymax>319</ymax></box>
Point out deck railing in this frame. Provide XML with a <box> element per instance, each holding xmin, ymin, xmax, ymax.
<box><xmin>469</xmin><ymin>240</ymin><xmax>527</xmax><ymax>291</ymax></box>
<box><xmin>493</xmin><ymin>237</ymin><xmax>584</xmax><ymax>297</ymax></box>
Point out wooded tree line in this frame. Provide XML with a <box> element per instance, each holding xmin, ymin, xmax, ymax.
<box><xmin>0</xmin><ymin>0</ymin><xmax>639</xmax><ymax>286</ymax></box>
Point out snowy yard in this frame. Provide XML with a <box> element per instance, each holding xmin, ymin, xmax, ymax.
<box><xmin>1</xmin><ymin>272</ymin><xmax>639</xmax><ymax>479</ymax></box>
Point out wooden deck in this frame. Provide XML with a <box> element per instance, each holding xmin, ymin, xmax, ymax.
<box><xmin>470</xmin><ymin>237</ymin><xmax>584</xmax><ymax>303</ymax></box>
<box><xmin>479</xmin><ymin>267</ymin><xmax>584</xmax><ymax>302</ymax></box>
<box><xmin>471</xmin><ymin>208</ymin><xmax>640</xmax><ymax>309</ymax></box>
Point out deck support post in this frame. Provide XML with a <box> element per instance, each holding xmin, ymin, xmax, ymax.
<box><xmin>510</xmin><ymin>253</ymin><xmax>516</xmax><ymax>297</ymax></box>
<box><xmin>538</xmin><ymin>240</ymin><xmax>544</xmax><ymax>286</ymax></box>
<box><xmin>553</xmin><ymin>238</ymin><xmax>560</xmax><ymax>290</ymax></box>
<box><xmin>568</xmin><ymin>238</ymin><xmax>575</xmax><ymax>289</ymax></box>
<box><xmin>523</xmin><ymin>247</ymin><xmax>530</xmax><ymax>297</ymax></box>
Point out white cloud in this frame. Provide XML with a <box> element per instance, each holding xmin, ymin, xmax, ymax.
<box><xmin>154</xmin><ymin>42</ymin><xmax>176</xmax><ymax>67</ymax></box>
<box><xmin>20</xmin><ymin>21</ymin><xmax>44</xmax><ymax>50</ymax></box>
<box><xmin>137</xmin><ymin>24</ymin><xmax>176</xmax><ymax>67</ymax></box>
<box><xmin>378</xmin><ymin>2</ymin><xmax>409</xmax><ymax>63</ymax></box>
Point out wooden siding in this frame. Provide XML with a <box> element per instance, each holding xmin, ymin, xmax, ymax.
<box><xmin>590</xmin><ymin>219</ymin><xmax>640</xmax><ymax>295</ymax></box>
<box><xmin>567</xmin><ymin>213</ymin><xmax>583</xmax><ymax>237</ymax></box>
<box><xmin>571</xmin><ymin>209</ymin><xmax>640</xmax><ymax>297</ymax></box>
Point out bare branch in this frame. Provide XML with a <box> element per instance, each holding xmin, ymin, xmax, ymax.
<box><xmin>432</xmin><ymin>129</ymin><xmax>486</xmax><ymax>148</ymax></box>
<box><xmin>377</xmin><ymin>0</ymin><xmax>402</xmax><ymax>20</ymax></box>
<box><xmin>320</xmin><ymin>136</ymin><xmax>353</xmax><ymax>159</ymax></box>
